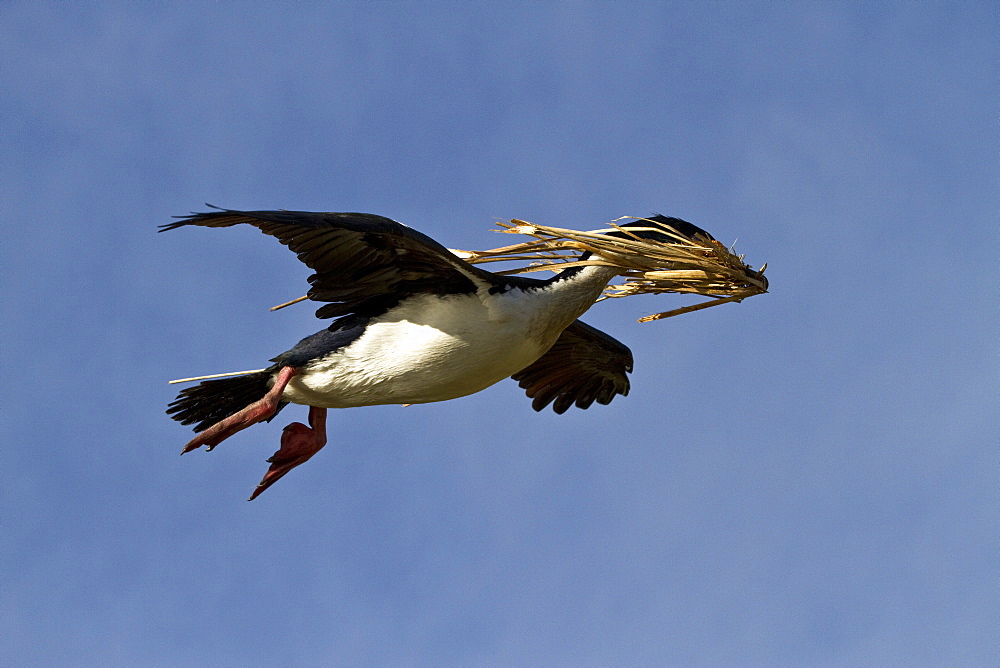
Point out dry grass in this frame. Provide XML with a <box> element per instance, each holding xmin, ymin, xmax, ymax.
<box><xmin>454</xmin><ymin>217</ymin><xmax>768</xmax><ymax>322</ymax></box>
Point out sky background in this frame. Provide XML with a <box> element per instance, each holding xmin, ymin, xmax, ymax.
<box><xmin>2</xmin><ymin>2</ymin><xmax>996</xmax><ymax>665</ymax></box>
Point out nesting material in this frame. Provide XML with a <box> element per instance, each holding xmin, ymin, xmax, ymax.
<box><xmin>455</xmin><ymin>217</ymin><xmax>768</xmax><ymax>322</ymax></box>
<box><xmin>168</xmin><ymin>369</ymin><xmax>267</xmax><ymax>384</ymax></box>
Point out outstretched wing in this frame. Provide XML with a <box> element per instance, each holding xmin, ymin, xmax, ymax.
<box><xmin>511</xmin><ymin>320</ymin><xmax>633</xmax><ymax>414</ymax></box>
<box><xmin>160</xmin><ymin>207</ymin><xmax>502</xmax><ymax>321</ymax></box>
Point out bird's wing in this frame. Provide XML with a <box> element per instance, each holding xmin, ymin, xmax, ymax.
<box><xmin>160</xmin><ymin>207</ymin><xmax>502</xmax><ymax>320</ymax></box>
<box><xmin>511</xmin><ymin>320</ymin><xmax>633</xmax><ymax>414</ymax></box>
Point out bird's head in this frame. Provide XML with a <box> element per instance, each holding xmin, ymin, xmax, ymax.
<box><xmin>599</xmin><ymin>215</ymin><xmax>768</xmax><ymax>294</ymax></box>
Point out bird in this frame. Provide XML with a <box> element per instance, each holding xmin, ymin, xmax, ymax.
<box><xmin>162</xmin><ymin>208</ymin><xmax>714</xmax><ymax>499</ymax></box>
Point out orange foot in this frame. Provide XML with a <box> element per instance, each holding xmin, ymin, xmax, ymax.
<box><xmin>180</xmin><ymin>366</ymin><xmax>299</xmax><ymax>454</ymax></box>
<box><xmin>249</xmin><ymin>406</ymin><xmax>328</xmax><ymax>500</ymax></box>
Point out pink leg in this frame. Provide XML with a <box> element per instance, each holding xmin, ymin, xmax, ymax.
<box><xmin>180</xmin><ymin>366</ymin><xmax>299</xmax><ymax>454</ymax></box>
<box><xmin>248</xmin><ymin>405</ymin><xmax>328</xmax><ymax>500</ymax></box>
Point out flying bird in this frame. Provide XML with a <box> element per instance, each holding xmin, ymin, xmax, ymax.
<box><xmin>162</xmin><ymin>208</ymin><xmax>714</xmax><ymax>499</ymax></box>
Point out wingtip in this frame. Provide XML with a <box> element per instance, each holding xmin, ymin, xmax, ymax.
<box><xmin>158</xmin><ymin>204</ymin><xmax>232</xmax><ymax>232</ymax></box>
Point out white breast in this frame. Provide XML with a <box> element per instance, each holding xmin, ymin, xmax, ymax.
<box><xmin>279</xmin><ymin>265</ymin><xmax>619</xmax><ymax>408</ymax></box>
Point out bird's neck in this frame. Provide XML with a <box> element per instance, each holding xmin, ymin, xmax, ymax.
<box><xmin>535</xmin><ymin>263</ymin><xmax>621</xmax><ymax>329</ymax></box>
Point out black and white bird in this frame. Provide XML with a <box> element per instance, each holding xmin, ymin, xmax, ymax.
<box><xmin>162</xmin><ymin>208</ymin><xmax>713</xmax><ymax>498</ymax></box>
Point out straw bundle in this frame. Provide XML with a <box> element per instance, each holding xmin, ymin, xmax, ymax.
<box><xmin>454</xmin><ymin>217</ymin><xmax>768</xmax><ymax>322</ymax></box>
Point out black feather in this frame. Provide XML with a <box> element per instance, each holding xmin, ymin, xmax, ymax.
<box><xmin>166</xmin><ymin>370</ymin><xmax>283</xmax><ymax>433</ymax></box>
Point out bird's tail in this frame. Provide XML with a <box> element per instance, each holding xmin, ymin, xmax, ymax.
<box><xmin>167</xmin><ymin>369</ymin><xmax>284</xmax><ymax>433</ymax></box>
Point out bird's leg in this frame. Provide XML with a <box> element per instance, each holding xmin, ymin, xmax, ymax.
<box><xmin>180</xmin><ymin>366</ymin><xmax>299</xmax><ymax>454</ymax></box>
<box><xmin>249</xmin><ymin>405</ymin><xmax>328</xmax><ymax>500</ymax></box>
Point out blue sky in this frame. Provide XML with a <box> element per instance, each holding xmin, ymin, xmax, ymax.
<box><xmin>2</xmin><ymin>2</ymin><xmax>996</xmax><ymax>665</ymax></box>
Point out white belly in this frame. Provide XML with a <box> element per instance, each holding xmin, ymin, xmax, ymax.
<box><xmin>279</xmin><ymin>291</ymin><xmax>560</xmax><ymax>408</ymax></box>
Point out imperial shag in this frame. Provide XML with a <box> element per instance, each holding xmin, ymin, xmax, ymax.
<box><xmin>162</xmin><ymin>208</ymin><xmax>713</xmax><ymax>498</ymax></box>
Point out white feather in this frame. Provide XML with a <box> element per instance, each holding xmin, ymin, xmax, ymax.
<box><xmin>279</xmin><ymin>265</ymin><xmax>619</xmax><ymax>408</ymax></box>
